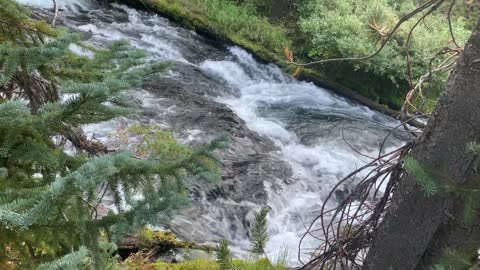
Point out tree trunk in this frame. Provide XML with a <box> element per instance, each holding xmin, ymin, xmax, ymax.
<box><xmin>363</xmin><ymin>20</ymin><xmax>480</xmax><ymax>270</ymax></box>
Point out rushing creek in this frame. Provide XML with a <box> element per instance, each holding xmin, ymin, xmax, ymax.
<box><xmin>20</xmin><ymin>0</ymin><xmax>408</xmax><ymax>265</ymax></box>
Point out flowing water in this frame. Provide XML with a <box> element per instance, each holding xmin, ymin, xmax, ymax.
<box><xmin>20</xmin><ymin>0</ymin><xmax>408</xmax><ymax>265</ymax></box>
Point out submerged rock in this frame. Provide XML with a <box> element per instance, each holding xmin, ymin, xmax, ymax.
<box><xmin>140</xmin><ymin>66</ymin><xmax>294</xmax><ymax>246</ymax></box>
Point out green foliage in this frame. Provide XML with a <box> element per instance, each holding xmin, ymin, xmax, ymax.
<box><xmin>122</xmin><ymin>252</ymin><xmax>158</xmax><ymax>270</ymax></box>
<box><xmin>433</xmin><ymin>247</ymin><xmax>480</xmax><ymax>270</ymax></box>
<box><xmin>251</xmin><ymin>208</ymin><xmax>269</xmax><ymax>254</ymax></box>
<box><xmin>146</xmin><ymin>0</ymin><xmax>290</xmax><ymax>54</ymax></box>
<box><xmin>143</xmin><ymin>0</ymin><xmax>475</xmax><ymax>109</ymax></box>
<box><xmin>454</xmin><ymin>0</ymin><xmax>480</xmax><ymax>30</ymax></box>
<box><xmin>117</xmin><ymin>125</ymin><xmax>193</xmax><ymax>160</ymax></box>
<box><xmin>152</xmin><ymin>258</ymin><xmax>281</xmax><ymax>270</ymax></box>
<box><xmin>461</xmin><ymin>189</ymin><xmax>480</xmax><ymax>225</ymax></box>
<box><xmin>94</xmin><ymin>242</ymin><xmax>123</xmax><ymax>270</ymax></box>
<box><xmin>154</xmin><ymin>259</ymin><xmax>219</xmax><ymax>270</ymax></box>
<box><xmin>34</xmin><ymin>247</ymin><xmax>90</xmax><ymax>270</ymax></box>
<box><xmin>216</xmin><ymin>240</ymin><xmax>233</xmax><ymax>270</ymax></box>
<box><xmin>0</xmin><ymin>0</ymin><xmax>224</xmax><ymax>269</ymax></box>
<box><xmin>0</xmin><ymin>97</ymin><xmax>223</xmax><ymax>266</ymax></box>
<box><xmin>112</xmin><ymin>125</ymin><xmax>224</xmax><ymax>182</ymax></box>
<box><xmin>299</xmin><ymin>0</ymin><xmax>470</xmax><ymax>83</ymax></box>
<box><xmin>136</xmin><ymin>228</ymin><xmax>197</xmax><ymax>251</ymax></box>
<box><xmin>296</xmin><ymin>0</ymin><xmax>472</xmax><ymax>108</ymax></box>
<box><xmin>404</xmin><ymin>155</ymin><xmax>480</xmax><ymax>225</ymax></box>
<box><xmin>0</xmin><ymin>0</ymin><xmax>56</xmax><ymax>44</ymax></box>
<box><xmin>0</xmin><ymin>31</ymin><xmax>70</xmax><ymax>85</ymax></box>
<box><xmin>34</xmin><ymin>243</ymin><xmax>120</xmax><ymax>270</ymax></box>
<box><xmin>232</xmin><ymin>258</ymin><xmax>285</xmax><ymax>270</ymax></box>
<box><xmin>129</xmin><ymin>207</ymin><xmax>284</xmax><ymax>270</ymax></box>
<box><xmin>212</xmin><ymin>207</ymin><xmax>284</xmax><ymax>270</ymax></box>
<box><xmin>404</xmin><ymin>156</ymin><xmax>441</xmax><ymax>196</ymax></box>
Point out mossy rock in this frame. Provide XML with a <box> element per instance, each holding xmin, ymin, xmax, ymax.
<box><xmin>153</xmin><ymin>259</ymin><xmax>219</xmax><ymax>270</ymax></box>
<box><xmin>137</xmin><ymin>228</ymin><xmax>194</xmax><ymax>250</ymax></box>
<box><xmin>151</xmin><ymin>258</ymin><xmax>282</xmax><ymax>270</ymax></box>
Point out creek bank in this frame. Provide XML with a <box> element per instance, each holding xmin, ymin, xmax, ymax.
<box><xmin>118</xmin><ymin>229</ymin><xmax>217</xmax><ymax>262</ymax></box>
<box><xmin>114</xmin><ymin>0</ymin><xmax>424</xmax><ymax>128</ymax></box>
<box><xmin>119</xmin><ymin>228</ymin><xmax>293</xmax><ymax>270</ymax></box>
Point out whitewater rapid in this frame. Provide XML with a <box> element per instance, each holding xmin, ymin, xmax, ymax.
<box><xmin>200</xmin><ymin>47</ymin><xmax>404</xmax><ymax>261</ymax></box>
<box><xmin>20</xmin><ymin>1</ymin><xmax>407</xmax><ymax>265</ymax></box>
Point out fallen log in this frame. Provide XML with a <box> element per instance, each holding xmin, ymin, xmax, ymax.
<box><xmin>117</xmin><ymin>230</ymin><xmax>217</xmax><ymax>261</ymax></box>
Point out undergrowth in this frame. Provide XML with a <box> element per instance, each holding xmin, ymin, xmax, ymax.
<box><xmin>152</xmin><ymin>258</ymin><xmax>280</xmax><ymax>270</ymax></box>
<box><xmin>123</xmin><ymin>208</ymin><xmax>285</xmax><ymax>270</ymax></box>
<box><xmin>145</xmin><ymin>0</ymin><xmax>290</xmax><ymax>59</ymax></box>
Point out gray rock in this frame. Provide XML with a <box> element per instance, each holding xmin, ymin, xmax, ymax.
<box><xmin>140</xmin><ymin>68</ymin><xmax>294</xmax><ymax>245</ymax></box>
<box><xmin>156</xmin><ymin>248</ymin><xmax>216</xmax><ymax>263</ymax></box>
<box><xmin>176</xmin><ymin>248</ymin><xmax>216</xmax><ymax>262</ymax></box>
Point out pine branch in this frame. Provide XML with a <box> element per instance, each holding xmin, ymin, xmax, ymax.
<box><xmin>0</xmin><ymin>1</ymin><xmax>225</xmax><ymax>268</ymax></box>
<box><xmin>35</xmin><ymin>246</ymin><xmax>89</xmax><ymax>270</ymax></box>
<box><xmin>217</xmin><ymin>240</ymin><xmax>233</xmax><ymax>270</ymax></box>
<box><xmin>251</xmin><ymin>207</ymin><xmax>269</xmax><ymax>254</ymax></box>
<box><xmin>404</xmin><ymin>156</ymin><xmax>440</xmax><ymax>196</ymax></box>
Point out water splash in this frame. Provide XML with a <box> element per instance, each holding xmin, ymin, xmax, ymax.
<box><xmin>20</xmin><ymin>2</ymin><xmax>406</xmax><ymax>265</ymax></box>
<box><xmin>199</xmin><ymin>47</ymin><xmax>404</xmax><ymax>264</ymax></box>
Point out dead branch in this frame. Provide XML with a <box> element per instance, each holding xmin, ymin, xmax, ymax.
<box><xmin>51</xmin><ymin>0</ymin><xmax>59</xmax><ymax>26</ymax></box>
<box><xmin>405</xmin><ymin>0</ymin><xmax>447</xmax><ymax>87</ymax></box>
<box><xmin>402</xmin><ymin>48</ymin><xmax>460</xmax><ymax>116</ymax></box>
<box><xmin>447</xmin><ymin>0</ymin><xmax>460</xmax><ymax>48</ymax></box>
<box><xmin>298</xmin><ymin>144</ymin><xmax>412</xmax><ymax>269</ymax></box>
<box><xmin>293</xmin><ymin>1</ymin><xmax>466</xmax><ymax>269</ymax></box>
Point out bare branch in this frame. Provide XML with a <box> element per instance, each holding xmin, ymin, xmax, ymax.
<box><xmin>447</xmin><ymin>0</ymin><xmax>460</xmax><ymax>48</ymax></box>
<box><xmin>405</xmin><ymin>0</ymin><xmax>447</xmax><ymax>87</ymax></box>
<box><xmin>298</xmin><ymin>144</ymin><xmax>412</xmax><ymax>270</ymax></box>
<box><xmin>51</xmin><ymin>0</ymin><xmax>59</xmax><ymax>26</ymax></box>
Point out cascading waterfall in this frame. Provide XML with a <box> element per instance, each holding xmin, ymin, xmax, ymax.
<box><xmin>200</xmin><ymin>47</ymin><xmax>405</xmax><ymax>262</ymax></box>
<box><xmin>20</xmin><ymin>1</ymin><xmax>407</xmax><ymax>265</ymax></box>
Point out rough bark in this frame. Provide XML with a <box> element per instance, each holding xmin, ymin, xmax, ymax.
<box><xmin>363</xmin><ymin>20</ymin><xmax>480</xmax><ymax>270</ymax></box>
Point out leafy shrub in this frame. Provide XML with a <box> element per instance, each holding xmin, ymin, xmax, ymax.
<box><xmin>299</xmin><ymin>0</ymin><xmax>471</xmax><ymax>88</ymax></box>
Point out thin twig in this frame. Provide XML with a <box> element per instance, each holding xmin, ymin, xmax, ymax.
<box><xmin>447</xmin><ymin>0</ymin><xmax>460</xmax><ymax>48</ymax></box>
<box><xmin>51</xmin><ymin>0</ymin><xmax>59</xmax><ymax>26</ymax></box>
<box><xmin>298</xmin><ymin>143</ymin><xmax>411</xmax><ymax>270</ymax></box>
<box><xmin>405</xmin><ymin>0</ymin><xmax>447</xmax><ymax>87</ymax></box>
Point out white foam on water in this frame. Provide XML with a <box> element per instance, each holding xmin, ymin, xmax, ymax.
<box><xmin>21</xmin><ymin>2</ymin><xmax>405</xmax><ymax>265</ymax></box>
<box><xmin>200</xmin><ymin>47</ymin><xmax>404</xmax><ymax>265</ymax></box>
<box><xmin>17</xmin><ymin>0</ymin><xmax>91</xmax><ymax>12</ymax></box>
<box><xmin>16</xmin><ymin>0</ymin><xmax>53</xmax><ymax>8</ymax></box>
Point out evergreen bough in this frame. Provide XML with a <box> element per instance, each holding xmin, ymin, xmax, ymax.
<box><xmin>404</xmin><ymin>152</ymin><xmax>480</xmax><ymax>225</ymax></box>
<box><xmin>216</xmin><ymin>207</ymin><xmax>281</xmax><ymax>270</ymax></box>
<box><xmin>0</xmin><ymin>0</ymin><xmax>225</xmax><ymax>269</ymax></box>
<box><xmin>251</xmin><ymin>207</ymin><xmax>269</xmax><ymax>254</ymax></box>
<box><xmin>217</xmin><ymin>240</ymin><xmax>233</xmax><ymax>270</ymax></box>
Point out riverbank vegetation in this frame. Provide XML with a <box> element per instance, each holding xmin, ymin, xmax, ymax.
<box><xmin>122</xmin><ymin>209</ymin><xmax>286</xmax><ymax>270</ymax></box>
<box><xmin>138</xmin><ymin>0</ymin><xmax>477</xmax><ymax>110</ymax></box>
<box><xmin>4</xmin><ymin>0</ymin><xmax>480</xmax><ymax>269</ymax></box>
<box><xmin>144</xmin><ymin>0</ymin><xmax>290</xmax><ymax>61</ymax></box>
